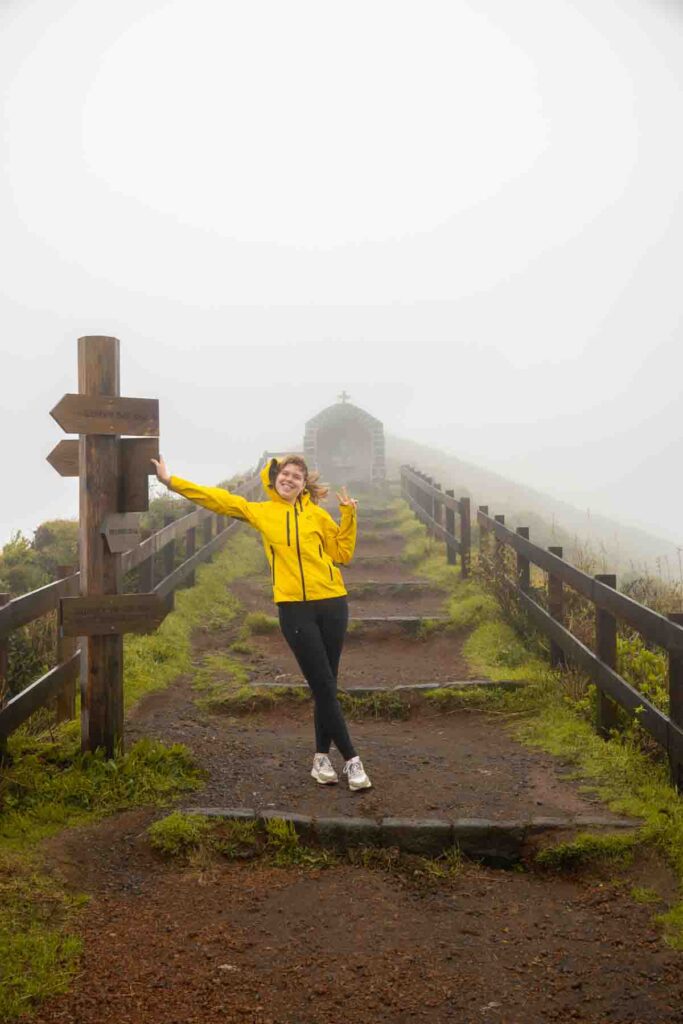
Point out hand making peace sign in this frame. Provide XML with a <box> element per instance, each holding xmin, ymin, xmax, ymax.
<box><xmin>335</xmin><ymin>486</ymin><xmax>358</xmax><ymax>509</ymax></box>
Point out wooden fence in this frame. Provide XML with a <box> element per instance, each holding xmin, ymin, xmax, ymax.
<box><xmin>0</xmin><ymin>472</ymin><xmax>262</xmax><ymax>746</ymax></box>
<box><xmin>401</xmin><ymin>465</ymin><xmax>683</xmax><ymax>790</ymax></box>
<box><xmin>401</xmin><ymin>465</ymin><xmax>471</xmax><ymax>577</ymax></box>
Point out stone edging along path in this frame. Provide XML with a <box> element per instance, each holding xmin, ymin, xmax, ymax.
<box><xmin>181</xmin><ymin>806</ymin><xmax>640</xmax><ymax>867</ymax></box>
<box><xmin>243</xmin><ymin>679</ymin><xmax>528</xmax><ymax>694</ymax></box>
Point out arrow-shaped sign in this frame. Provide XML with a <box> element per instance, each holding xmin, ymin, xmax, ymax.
<box><xmin>46</xmin><ymin>439</ymin><xmax>79</xmax><ymax>477</ymax></box>
<box><xmin>50</xmin><ymin>395</ymin><xmax>159</xmax><ymax>436</ymax></box>
<box><xmin>46</xmin><ymin>437</ymin><xmax>159</xmax><ymax>487</ymax></box>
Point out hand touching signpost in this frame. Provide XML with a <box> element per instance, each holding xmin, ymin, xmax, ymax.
<box><xmin>151</xmin><ymin>455</ymin><xmax>171</xmax><ymax>486</ymax></box>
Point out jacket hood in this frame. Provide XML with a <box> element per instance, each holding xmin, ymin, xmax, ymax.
<box><xmin>260</xmin><ymin>458</ymin><xmax>311</xmax><ymax>509</ymax></box>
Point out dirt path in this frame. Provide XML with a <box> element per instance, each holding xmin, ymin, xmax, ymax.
<box><xmin>128</xmin><ymin>682</ymin><xmax>625</xmax><ymax>823</ymax></box>
<box><xmin>36</xmin><ymin>499</ymin><xmax>683</xmax><ymax>1022</ymax></box>
<box><xmin>38</xmin><ymin>812</ymin><xmax>683</xmax><ymax>1024</ymax></box>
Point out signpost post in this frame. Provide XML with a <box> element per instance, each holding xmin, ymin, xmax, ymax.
<box><xmin>47</xmin><ymin>336</ymin><xmax>165</xmax><ymax>756</ymax></box>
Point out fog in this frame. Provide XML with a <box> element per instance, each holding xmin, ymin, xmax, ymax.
<box><xmin>1</xmin><ymin>0</ymin><xmax>682</xmax><ymax>550</ymax></box>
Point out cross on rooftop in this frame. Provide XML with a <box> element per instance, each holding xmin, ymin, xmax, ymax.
<box><xmin>337</xmin><ymin>390</ymin><xmax>351</xmax><ymax>403</ymax></box>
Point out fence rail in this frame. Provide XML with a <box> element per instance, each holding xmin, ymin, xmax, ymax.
<box><xmin>0</xmin><ymin>471</ymin><xmax>262</xmax><ymax>742</ymax></box>
<box><xmin>402</xmin><ymin>464</ymin><xmax>683</xmax><ymax>790</ymax></box>
<box><xmin>400</xmin><ymin>465</ymin><xmax>471</xmax><ymax>576</ymax></box>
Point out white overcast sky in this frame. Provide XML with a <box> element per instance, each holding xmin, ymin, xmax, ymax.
<box><xmin>1</xmin><ymin>0</ymin><xmax>682</xmax><ymax>548</ymax></box>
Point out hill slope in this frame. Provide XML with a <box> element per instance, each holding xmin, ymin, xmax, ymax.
<box><xmin>386</xmin><ymin>434</ymin><xmax>681</xmax><ymax>582</ymax></box>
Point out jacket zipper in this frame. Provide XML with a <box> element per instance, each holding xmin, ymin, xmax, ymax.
<box><xmin>286</xmin><ymin>512</ymin><xmax>291</xmax><ymax>546</ymax></box>
<box><xmin>294</xmin><ymin>507</ymin><xmax>307</xmax><ymax>601</ymax></box>
<box><xmin>270</xmin><ymin>545</ymin><xmax>276</xmax><ymax>586</ymax></box>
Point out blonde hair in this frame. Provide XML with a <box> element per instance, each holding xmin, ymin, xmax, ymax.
<box><xmin>269</xmin><ymin>456</ymin><xmax>329</xmax><ymax>504</ymax></box>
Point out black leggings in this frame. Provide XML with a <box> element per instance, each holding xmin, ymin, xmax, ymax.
<box><xmin>277</xmin><ymin>596</ymin><xmax>357</xmax><ymax>761</ymax></box>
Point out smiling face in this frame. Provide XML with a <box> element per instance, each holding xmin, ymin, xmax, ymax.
<box><xmin>275</xmin><ymin>461</ymin><xmax>307</xmax><ymax>503</ymax></box>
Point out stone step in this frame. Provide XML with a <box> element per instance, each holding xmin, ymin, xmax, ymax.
<box><xmin>245</xmin><ymin>619</ymin><xmax>472</xmax><ymax>687</ymax></box>
<box><xmin>350</xmin><ymin>614</ymin><xmax>450</xmax><ymax>624</ymax></box>
<box><xmin>182</xmin><ymin>806</ymin><xmax>640</xmax><ymax>867</ymax></box>
<box><xmin>239</xmin><ymin>678</ymin><xmax>527</xmax><ymax>694</ymax></box>
<box><xmin>148</xmin><ymin>702</ymin><xmax>641</xmax><ymax>857</ymax></box>
<box><xmin>350</xmin><ymin>580</ymin><xmax>438</xmax><ymax>594</ymax></box>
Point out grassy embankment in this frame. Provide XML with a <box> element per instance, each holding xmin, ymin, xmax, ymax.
<box><xmin>0</xmin><ymin>527</ymin><xmax>263</xmax><ymax>1020</ymax></box>
<box><xmin>392</xmin><ymin>497</ymin><xmax>683</xmax><ymax>948</ymax></box>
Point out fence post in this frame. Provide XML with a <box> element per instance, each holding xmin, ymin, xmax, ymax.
<box><xmin>0</xmin><ymin>593</ymin><xmax>9</xmax><ymax>706</ymax></box>
<box><xmin>203</xmin><ymin>514</ymin><xmax>213</xmax><ymax>549</ymax></box>
<box><xmin>56</xmin><ymin>566</ymin><xmax>78</xmax><ymax>723</ymax></box>
<box><xmin>516</xmin><ymin>527</ymin><xmax>530</xmax><ymax>592</ymax></box>
<box><xmin>548</xmin><ymin>546</ymin><xmax>566</xmax><ymax>668</ymax></box>
<box><xmin>413</xmin><ymin>473</ymin><xmax>422</xmax><ymax>523</ymax></box>
<box><xmin>186</xmin><ymin>526</ymin><xmax>196</xmax><ymax>588</ymax></box>
<box><xmin>139</xmin><ymin>528</ymin><xmax>153</xmax><ymax>592</ymax></box>
<box><xmin>445</xmin><ymin>490</ymin><xmax>457</xmax><ymax>566</ymax></box>
<box><xmin>163</xmin><ymin>514</ymin><xmax>175</xmax><ymax>580</ymax></box>
<box><xmin>0</xmin><ymin>593</ymin><xmax>8</xmax><ymax>761</ymax></box>
<box><xmin>595</xmin><ymin>574</ymin><xmax>620</xmax><ymax>738</ymax></box>
<box><xmin>494</xmin><ymin>515</ymin><xmax>505</xmax><ymax>574</ymax></box>
<box><xmin>460</xmin><ymin>497</ymin><xmax>471</xmax><ymax>579</ymax></box>
<box><xmin>428</xmin><ymin>473</ymin><xmax>438</xmax><ymax>532</ymax></box>
<box><xmin>433</xmin><ymin>483</ymin><xmax>443</xmax><ymax>539</ymax></box>
<box><xmin>478</xmin><ymin>506</ymin><xmax>489</xmax><ymax>572</ymax></box>
<box><xmin>668</xmin><ymin>612</ymin><xmax>683</xmax><ymax>791</ymax></box>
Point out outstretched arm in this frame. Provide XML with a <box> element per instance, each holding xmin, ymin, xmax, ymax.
<box><xmin>151</xmin><ymin>455</ymin><xmax>260</xmax><ymax>528</ymax></box>
<box><xmin>319</xmin><ymin>490</ymin><xmax>358</xmax><ymax>563</ymax></box>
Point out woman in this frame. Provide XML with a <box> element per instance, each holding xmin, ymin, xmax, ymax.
<box><xmin>151</xmin><ymin>453</ymin><xmax>372</xmax><ymax>791</ymax></box>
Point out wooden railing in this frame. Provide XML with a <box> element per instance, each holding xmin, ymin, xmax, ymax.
<box><xmin>400</xmin><ymin>465</ymin><xmax>471</xmax><ymax>577</ymax></box>
<box><xmin>0</xmin><ymin>471</ymin><xmax>262</xmax><ymax>744</ymax></box>
<box><xmin>402</xmin><ymin>465</ymin><xmax>683</xmax><ymax>790</ymax></box>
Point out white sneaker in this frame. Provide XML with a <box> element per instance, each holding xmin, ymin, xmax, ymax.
<box><xmin>311</xmin><ymin>753</ymin><xmax>338</xmax><ymax>785</ymax></box>
<box><xmin>343</xmin><ymin>756</ymin><xmax>372</xmax><ymax>791</ymax></box>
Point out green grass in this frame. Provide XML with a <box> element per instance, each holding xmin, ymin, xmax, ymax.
<box><xmin>0</xmin><ymin>528</ymin><xmax>265</xmax><ymax>1020</ymax></box>
<box><xmin>198</xmin><ymin>683</ymin><xmax>308</xmax><ymax>715</ymax></box>
<box><xmin>192</xmin><ymin>652</ymin><xmax>251</xmax><ymax>693</ymax></box>
<box><xmin>0</xmin><ymin>739</ymin><xmax>202</xmax><ymax>1020</ymax></box>
<box><xmin>339</xmin><ymin>690</ymin><xmax>411</xmax><ymax>720</ymax></box>
<box><xmin>534</xmin><ymin>831</ymin><xmax>639</xmax><ymax>871</ymax></box>
<box><xmin>631</xmin><ymin>886</ymin><xmax>661</xmax><ymax>904</ymax></box>
<box><xmin>243</xmin><ymin>611</ymin><xmax>279</xmax><ymax>635</ymax></box>
<box><xmin>463</xmin><ymin>620</ymin><xmax>547</xmax><ymax>682</ymax></box>
<box><xmin>147</xmin><ymin>812</ymin><xmax>464</xmax><ymax>886</ymax></box>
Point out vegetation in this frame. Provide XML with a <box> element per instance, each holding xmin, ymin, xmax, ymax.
<box><xmin>395</xmin><ymin>497</ymin><xmax>683</xmax><ymax>946</ymax></box>
<box><xmin>534</xmin><ymin>831</ymin><xmax>639</xmax><ymax>871</ymax></box>
<box><xmin>0</xmin><ymin>739</ymin><xmax>201</xmax><ymax>1020</ymax></box>
<box><xmin>147</xmin><ymin>811</ymin><xmax>464</xmax><ymax>886</ymax></box>
<box><xmin>0</xmin><ymin>526</ymin><xmax>265</xmax><ymax>1020</ymax></box>
<box><xmin>243</xmin><ymin>611</ymin><xmax>279</xmax><ymax>634</ymax></box>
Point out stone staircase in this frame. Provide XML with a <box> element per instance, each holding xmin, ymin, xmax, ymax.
<box><xmin>129</xmin><ymin>498</ymin><xmax>639</xmax><ymax>865</ymax></box>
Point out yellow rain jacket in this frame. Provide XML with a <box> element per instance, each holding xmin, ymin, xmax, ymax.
<box><xmin>168</xmin><ymin>458</ymin><xmax>357</xmax><ymax>603</ymax></box>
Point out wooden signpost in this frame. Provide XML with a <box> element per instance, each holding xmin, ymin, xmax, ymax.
<box><xmin>47</xmin><ymin>336</ymin><xmax>167</xmax><ymax>756</ymax></box>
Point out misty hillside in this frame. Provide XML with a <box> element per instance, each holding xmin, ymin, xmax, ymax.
<box><xmin>386</xmin><ymin>435</ymin><xmax>682</xmax><ymax>584</ymax></box>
